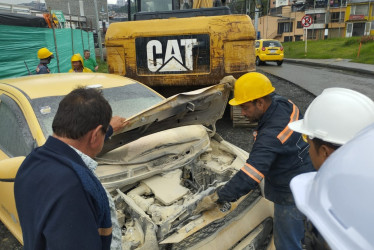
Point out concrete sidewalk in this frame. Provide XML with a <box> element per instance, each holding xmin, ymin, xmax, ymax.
<box><xmin>284</xmin><ymin>58</ymin><xmax>374</xmax><ymax>77</ymax></box>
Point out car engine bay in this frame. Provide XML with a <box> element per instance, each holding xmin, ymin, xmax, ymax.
<box><xmin>96</xmin><ymin>125</ymin><xmax>251</xmax><ymax>249</ymax></box>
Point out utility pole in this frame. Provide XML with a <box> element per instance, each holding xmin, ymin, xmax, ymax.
<box><xmin>127</xmin><ymin>0</ymin><xmax>131</xmax><ymax>21</ymax></box>
<box><xmin>94</xmin><ymin>0</ymin><xmax>104</xmax><ymax>61</ymax></box>
<box><xmin>254</xmin><ymin>0</ymin><xmax>262</xmax><ymax>39</ymax></box>
<box><xmin>338</xmin><ymin>1</ymin><xmax>341</xmax><ymax>37</ymax></box>
<box><xmin>312</xmin><ymin>0</ymin><xmax>315</xmax><ymax>39</ymax></box>
<box><xmin>294</xmin><ymin>6</ymin><xmax>297</xmax><ymax>39</ymax></box>
<box><xmin>68</xmin><ymin>2</ymin><xmax>74</xmax><ymax>55</ymax></box>
<box><xmin>266</xmin><ymin>0</ymin><xmax>271</xmax><ymax>38</ymax></box>
<box><xmin>289</xmin><ymin>6</ymin><xmax>292</xmax><ymax>41</ymax></box>
<box><xmin>325</xmin><ymin>0</ymin><xmax>330</xmax><ymax>39</ymax></box>
<box><xmin>255</xmin><ymin>7</ymin><xmax>259</xmax><ymax>37</ymax></box>
<box><xmin>49</xmin><ymin>7</ymin><xmax>60</xmax><ymax>73</ymax></box>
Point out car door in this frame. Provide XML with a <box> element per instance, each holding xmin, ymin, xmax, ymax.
<box><xmin>0</xmin><ymin>94</ymin><xmax>35</xmax><ymax>160</ymax></box>
<box><xmin>0</xmin><ymin>93</ymin><xmax>36</xmax><ymax>244</ymax></box>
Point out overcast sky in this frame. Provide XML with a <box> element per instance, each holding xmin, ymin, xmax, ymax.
<box><xmin>0</xmin><ymin>0</ymin><xmax>119</xmax><ymax>5</ymax></box>
<box><xmin>0</xmin><ymin>0</ymin><xmax>44</xmax><ymax>4</ymax></box>
<box><xmin>0</xmin><ymin>0</ymin><xmax>41</xmax><ymax>4</ymax></box>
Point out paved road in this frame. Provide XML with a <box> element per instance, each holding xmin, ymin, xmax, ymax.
<box><xmin>259</xmin><ymin>61</ymin><xmax>374</xmax><ymax>100</ymax></box>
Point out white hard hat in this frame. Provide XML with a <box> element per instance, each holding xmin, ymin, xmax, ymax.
<box><xmin>290</xmin><ymin>123</ymin><xmax>374</xmax><ymax>250</ymax></box>
<box><xmin>288</xmin><ymin>88</ymin><xmax>374</xmax><ymax>145</ymax></box>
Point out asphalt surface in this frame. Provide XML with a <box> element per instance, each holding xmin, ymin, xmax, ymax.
<box><xmin>0</xmin><ymin>223</ymin><xmax>22</xmax><ymax>249</ymax></box>
<box><xmin>260</xmin><ymin>59</ymin><xmax>374</xmax><ymax>100</ymax></box>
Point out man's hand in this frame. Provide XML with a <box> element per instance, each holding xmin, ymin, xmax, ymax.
<box><xmin>110</xmin><ymin>116</ymin><xmax>129</xmax><ymax>133</ymax></box>
<box><xmin>219</xmin><ymin>75</ymin><xmax>236</xmax><ymax>88</ymax></box>
<box><xmin>193</xmin><ymin>192</ymin><xmax>219</xmax><ymax>215</ymax></box>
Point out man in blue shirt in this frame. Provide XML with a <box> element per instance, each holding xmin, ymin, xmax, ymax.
<box><xmin>194</xmin><ymin>72</ymin><xmax>315</xmax><ymax>250</ymax></box>
<box><xmin>36</xmin><ymin>48</ymin><xmax>54</xmax><ymax>74</ymax></box>
<box><xmin>15</xmin><ymin>88</ymin><xmax>125</xmax><ymax>250</ymax></box>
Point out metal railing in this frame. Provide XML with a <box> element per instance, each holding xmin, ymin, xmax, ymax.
<box><xmin>0</xmin><ymin>3</ymin><xmax>31</xmax><ymax>14</ymax></box>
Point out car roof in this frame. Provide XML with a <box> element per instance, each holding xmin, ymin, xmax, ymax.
<box><xmin>0</xmin><ymin>73</ymin><xmax>142</xmax><ymax>99</ymax></box>
<box><xmin>256</xmin><ymin>39</ymin><xmax>282</xmax><ymax>42</ymax></box>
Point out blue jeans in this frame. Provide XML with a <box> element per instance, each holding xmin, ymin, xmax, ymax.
<box><xmin>274</xmin><ymin>203</ymin><xmax>305</xmax><ymax>250</ymax></box>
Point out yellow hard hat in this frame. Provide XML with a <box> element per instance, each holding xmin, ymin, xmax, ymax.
<box><xmin>229</xmin><ymin>72</ymin><xmax>275</xmax><ymax>106</ymax></box>
<box><xmin>37</xmin><ymin>47</ymin><xmax>53</xmax><ymax>59</ymax></box>
<box><xmin>71</xmin><ymin>53</ymin><xmax>83</xmax><ymax>63</ymax></box>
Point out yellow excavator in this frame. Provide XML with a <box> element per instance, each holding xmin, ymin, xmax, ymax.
<box><xmin>105</xmin><ymin>0</ymin><xmax>257</xmax><ymax>126</ymax></box>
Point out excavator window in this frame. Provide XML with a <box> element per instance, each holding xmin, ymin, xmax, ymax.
<box><xmin>128</xmin><ymin>0</ymin><xmax>231</xmax><ymax>21</ymax></box>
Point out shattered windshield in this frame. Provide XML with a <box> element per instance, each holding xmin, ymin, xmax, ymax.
<box><xmin>31</xmin><ymin>83</ymin><xmax>164</xmax><ymax>138</ymax></box>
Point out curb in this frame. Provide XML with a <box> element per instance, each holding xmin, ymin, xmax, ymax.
<box><xmin>283</xmin><ymin>59</ymin><xmax>374</xmax><ymax>77</ymax></box>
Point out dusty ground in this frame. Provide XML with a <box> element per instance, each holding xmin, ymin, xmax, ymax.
<box><xmin>0</xmin><ymin>222</ymin><xmax>22</xmax><ymax>249</ymax></box>
<box><xmin>0</xmin><ymin>71</ymin><xmax>315</xmax><ymax>249</ymax></box>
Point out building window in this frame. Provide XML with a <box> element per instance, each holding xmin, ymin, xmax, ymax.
<box><xmin>330</xmin><ymin>0</ymin><xmax>344</xmax><ymax>7</ymax></box>
<box><xmin>295</xmin><ymin>35</ymin><xmax>302</xmax><ymax>41</ymax></box>
<box><xmin>284</xmin><ymin>36</ymin><xmax>293</xmax><ymax>42</ymax></box>
<box><xmin>297</xmin><ymin>21</ymin><xmax>303</xmax><ymax>28</ymax></box>
<box><xmin>307</xmin><ymin>30</ymin><xmax>317</xmax><ymax>40</ymax></box>
<box><xmin>351</xmin><ymin>4</ymin><xmax>369</xmax><ymax>16</ymax></box>
<box><xmin>331</xmin><ymin>12</ymin><xmax>345</xmax><ymax>22</ymax></box>
<box><xmin>340</xmin><ymin>12</ymin><xmax>345</xmax><ymax>22</ymax></box>
<box><xmin>315</xmin><ymin>0</ymin><xmax>326</xmax><ymax>8</ymax></box>
<box><xmin>278</xmin><ymin>22</ymin><xmax>293</xmax><ymax>34</ymax></box>
<box><xmin>306</xmin><ymin>29</ymin><xmax>324</xmax><ymax>40</ymax></box>
<box><xmin>310</xmin><ymin>13</ymin><xmax>326</xmax><ymax>24</ymax></box>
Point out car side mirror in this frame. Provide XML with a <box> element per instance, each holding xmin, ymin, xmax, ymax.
<box><xmin>0</xmin><ymin>157</ymin><xmax>25</xmax><ymax>182</ymax></box>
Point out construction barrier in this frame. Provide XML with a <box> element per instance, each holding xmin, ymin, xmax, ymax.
<box><xmin>0</xmin><ymin>24</ymin><xmax>95</xmax><ymax>79</ymax></box>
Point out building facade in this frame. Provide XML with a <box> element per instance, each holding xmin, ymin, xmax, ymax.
<box><xmin>345</xmin><ymin>0</ymin><xmax>374</xmax><ymax>37</ymax></box>
<box><xmin>45</xmin><ymin>0</ymin><xmax>109</xmax><ymax>31</ymax></box>
<box><xmin>258</xmin><ymin>6</ymin><xmax>305</xmax><ymax>41</ymax></box>
<box><xmin>258</xmin><ymin>0</ymin><xmax>349</xmax><ymax>41</ymax></box>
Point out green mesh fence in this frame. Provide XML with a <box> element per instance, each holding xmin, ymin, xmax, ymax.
<box><xmin>0</xmin><ymin>25</ymin><xmax>96</xmax><ymax>79</ymax></box>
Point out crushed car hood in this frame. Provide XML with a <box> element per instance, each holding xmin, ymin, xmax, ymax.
<box><xmin>100</xmin><ymin>83</ymin><xmax>231</xmax><ymax>155</ymax></box>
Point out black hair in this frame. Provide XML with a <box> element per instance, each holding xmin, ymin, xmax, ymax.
<box><xmin>312</xmin><ymin>138</ymin><xmax>341</xmax><ymax>152</ymax></box>
<box><xmin>52</xmin><ymin>87</ymin><xmax>112</xmax><ymax>139</ymax></box>
<box><xmin>252</xmin><ymin>94</ymin><xmax>272</xmax><ymax>104</ymax></box>
<box><xmin>84</xmin><ymin>50</ymin><xmax>90</xmax><ymax>53</ymax></box>
<box><xmin>261</xmin><ymin>94</ymin><xmax>272</xmax><ymax>103</ymax></box>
